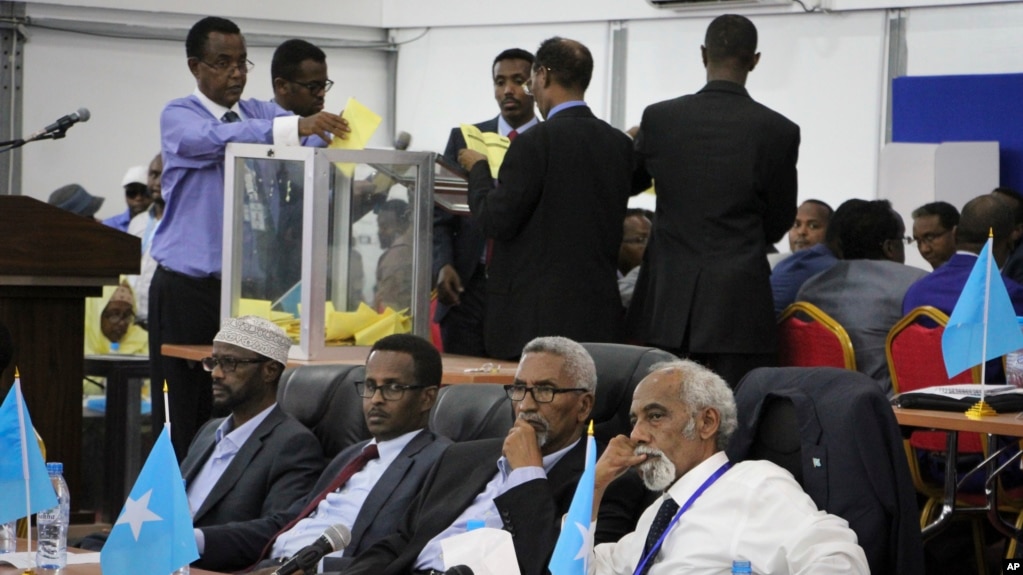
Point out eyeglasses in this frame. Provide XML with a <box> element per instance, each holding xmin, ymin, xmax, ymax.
<box><xmin>884</xmin><ymin>236</ymin><xmax>913</xmax><ymax>247</ymax></box>
<box><xmin>622</xmin><ymin>236</ymin><xmax>648</xmax><ymax>246</ymax></box>
<box><xmin>286</xmin><ymin>78</ymin><xmax>334</xmax><ymax>94</ymax></box>
<box><xmin>355</xmin><ymin>381</ymin><xmax>429</xmax><ymax>401</ymax></box>
<box><xmin>125</xmin><ymin>188</ymin><xmax>151</xmax><ymax>200</ymax></box>
<box><xmin>101</xmin><ymin>309</ymin><xmax>135</xmax><ymax>323</ymax></box>
<box><xmin>913</xmin><ymin>228</ymin><xmax>952</xmax><ymax>247</ymax></box>
<box><xmin>201</xmin><ymin>356</ymin><xmax>268</xmax><ymax>373</ymax></box>
<box><xmin>522</xmin><ymin>67</ymin><xmax>552</xmax><ymax>97</ymax></box>
<box><xmin>196</xmin><ymin>58</ymin><xmax>255</xmax><ymax>74</ymax></box>
<box><xmin>503</xmin><ymin>384</ymin><xmax>588</xmax><ymax>403</ymax></box>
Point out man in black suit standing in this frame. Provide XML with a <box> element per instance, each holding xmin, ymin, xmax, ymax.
<box><xmin>626</xmin><ymin>14</ymin><xmax>800</xmax><ymax>386</ymax></box>
<box><xmin>459</xmin><ymin>37</ymin><xmax>640</xmax><ymax>360</ymax></box>
<box><xmin>434</xmin><ymin>48</ymin><xmax>539</xmax><ymax>357</ymax></box>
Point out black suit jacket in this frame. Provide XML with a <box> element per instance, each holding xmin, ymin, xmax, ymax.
<box><xmin>341</xmin><ymin>436</ymin><xmax>649</xmax><ymax>575</ymax></box>
<box><xmin>432</xmin><ymin>117</ymin><xmax>499</xmax><ymax>324</ymax></box>
<box><xmin>728</xmin><ymin>367</ymin><xmax>924</xmax><ymax>575</ymax></box>
<box><xmin>180</xmin><ymin>405</ymin><xmax>324</xmax><ymax>572</ymax></box>
<box><xmin>626</xmin><ymin>80</ymin><xmax>800</xmax><ymax>354</ymax></box>
<box><xmin>467</xmin><ymin>105</ymin><xmax>642</xmax><ymax>359</ymax></box>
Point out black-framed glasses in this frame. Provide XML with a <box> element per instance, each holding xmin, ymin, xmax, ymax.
<box><xmin>286</xmin><ymin>78</ymin><xmax>334</xmax><ymax>94</ymax></box>
<box><xmin>201</xmin><ymin>356</ymin><xmax>268</xmax><ymax>373</ymax></box>
<box><xmin>355</xmin><ymin>381</ymin><xmax>429</xmax><ymax>401</ymax></box>
<box><xmin>914</xmin><ymin>228</ymin><xmax>952</xmax><ymax>246</ymax></box>
<box><xmin>196</xmin><ymin>58</ymin><xmax>255</xmax><ymax>74</ymax></box>
<box><xmin>503</xmin><ymin>384</ymin><xmax>588</xmax><ymax>403</ymax></box>
<box><xmin>890</xmin><ymin>236</ymin><xmax>914</xmax><ymax>246</ymax></box>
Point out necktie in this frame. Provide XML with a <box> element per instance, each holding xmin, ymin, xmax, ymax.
<box><xmin>507</xmin><ymin>129</ymin><xmax>518</xmax><ymax>141</ymax></box>
<box><xmin>638</xmin><ymin>497</ymin><xmax>679</xmax><ymax>575</ymax></box>
<box><xmin>222</xmin><ymin>110</ymin><xmax>241</xmax><ymax>123</ymax></box>
<box><xmin>254</xmin><ymin>444</ymin><xmax>380</xmax><ymax>563</ymax></box>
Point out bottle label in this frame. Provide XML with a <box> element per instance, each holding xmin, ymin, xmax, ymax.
<box><xmin>38</xmin><ymin>509</ymin><xmax>60</xmax><ymax>522</ymax></box>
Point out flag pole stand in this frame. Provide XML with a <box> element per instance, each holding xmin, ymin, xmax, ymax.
<box><xmin>966</xmin><ymin>399</ymin><xmax>997</xmax><ymax>420</ymax></box>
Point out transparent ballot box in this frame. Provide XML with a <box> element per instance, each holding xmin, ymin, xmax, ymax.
<box><xmin>222</xmin><ymin>144</ymin><xmax>435</xmax><ymax>360</ymax></box>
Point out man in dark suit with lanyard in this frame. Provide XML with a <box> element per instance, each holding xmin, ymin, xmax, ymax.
<box><xmin>626</xmin><ymin>14</ymin><xmax>800</xmax><ymax>387</ymax></box>
<box><xmin>434</xmin><ymin>48</ymin><xmax>539</xmax><ymax>357</ymax></box>
<box><xmin>458</xmin><ymin>37</ymin><xmax>641</xmax><ymax>360</ymax></box>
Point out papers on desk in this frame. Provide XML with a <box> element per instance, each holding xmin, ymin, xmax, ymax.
<box><xmin>902</xmin><ymin>384</ymin><xmax>1020</xmax><ymax>399</ymax></box>
<box><xmin>0</xmin><ymin>551</ymin><xmax>100</xmax><ymax>568</ymax></box>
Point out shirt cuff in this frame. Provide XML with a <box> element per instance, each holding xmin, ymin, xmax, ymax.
<box><xmin>502</xmin><ymin>465</ymin><xmax>546</xmax><ymax>494</ymax></box>
<box><xmin>273</xmin><ymin>116</ymin><xmax>300</xmax><ymax>146</ymax></box>
<box><xmin>194</xmin><ymin>528</ymin><xmax>205</xmax><ymax>554</ymax></box>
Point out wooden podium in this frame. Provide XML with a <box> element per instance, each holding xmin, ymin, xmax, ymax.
<box><xmin>0</xmin><ymin>196</ymin><xmax>139</xmax><ymax>514</ymax></box>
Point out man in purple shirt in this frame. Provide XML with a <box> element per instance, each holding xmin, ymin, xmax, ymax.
<box><xmin>149</xmin><ymin>16</ymin><xmax>350</xmax><ymax>460</ymax></box>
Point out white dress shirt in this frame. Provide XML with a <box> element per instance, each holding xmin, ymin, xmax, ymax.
<box><xmin>591</xmin><ymin>452</ymin><xmax>869</xmax><ymax>575</ymax></box>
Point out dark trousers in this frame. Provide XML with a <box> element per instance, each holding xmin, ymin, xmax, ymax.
<box><xmin>439</xmin><ymin>266</ymin><xmax>487</xmax><ymax>357</ymax></box>
<box><xmin>148</xmin><ymin>266</ymin><xmax>221</xmax><ymax>462</ymax></box>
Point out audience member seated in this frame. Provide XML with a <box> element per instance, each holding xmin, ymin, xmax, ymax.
<box><xmin>342</xmin><ymin>336</ymin><xmax>649</xmax><ymax>575</ymax></box>
<box><xmin>618</xmin><ymin>208</ymin><xmax>652</xmax><ymax>308</ymax></box>
<box><xmin>374</xmin><ymin>199</ymin><xmax>413</xmax><ymax>312</ymax></box>
<box><xmin>590</xmin><ymin>359</ymin><xmax>869</xmax><ymax>574</ymax></box>
<box><xmin>245</xmin><ymin>334</ymin><xmax>450</xmax><ymax>573</ymax></box>
<box><xmin>103</xmin><ymin>165</ymin><xmax>152</xmax><ymax>232</ymax></box>
<box><xmin>770</xmin><ymin>199</ymin><xmax>845</xmax><ymax>314</ymax></box>
<box><xmin>85</xmin><ymin>282</ymin><xmax>148</xmax><ymax>357</ymax></box>
<box><xmin>47</xmin><ymin>183</ymin><xmax>103</xmax><ymax>220</ymax></box>
<box><xmin>797</xmin><ymin>199</ymin><xmax>926</xmax><ymax>395</ymax></box>
<box><xmin>768</xmin><ymin>199</ymin><xmax>832</xmax><ymax>268</ymax></box>
<box><xmin>184</xmin><ymin>316</ymin><xmax>324</xmax><ymax>571</ymax></box>
<box><xmin>993</xmin><ymin>186</ymin><xmax>1023</xmax><ymax>285</ymax></box>
<box><xmin>903</xmin><ymin>194</ymin><xmax>1023</xmax><ymax>381</ymax></box>
<box><xmin>910</xmin><ymin>201</ymin><xmax>959</xmax><ymax>270</ymax></box>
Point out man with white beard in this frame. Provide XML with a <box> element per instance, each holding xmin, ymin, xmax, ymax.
<box><xmin>589</xmin><ymin>360</ymin><xmax>869</xmax><ymax>575</ymax></box>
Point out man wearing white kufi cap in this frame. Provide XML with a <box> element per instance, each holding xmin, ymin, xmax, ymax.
<box><xmin>178</xmin><ymin>316</ymin><xmax>325</xmax><ymax>572</ymax></box>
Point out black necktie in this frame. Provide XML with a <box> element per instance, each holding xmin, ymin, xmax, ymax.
<box><xmin>222</xmin><ymin>110</ymin><xmax>241</xmax><ymax>123</ymax></box>
<box><xmin>639</xmin><ymin>497</ymin><xmax>679</xmax><ymax>575</ymax></box>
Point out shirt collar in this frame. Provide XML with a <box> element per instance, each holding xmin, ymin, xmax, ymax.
<box><xmin>665</xmin><ymin>451</ymin><xmax>729</xmax><ymax>500</ymax></box>
<box><xmin>371</xmin><ymin>428</ymin><xmax>424</xmax><ymax>461</ymax></box>
<box><xmin>496</xmin><ymin>436</ymin><xmax>581</xmax><ymax>477</ymax></box>
<box><xmin>215</xmin><ymin>403</ymin><xmax>275</xmax><ymax>447</ymax></box>
<box><xmin>546</xmin><ymin>100</ymin><xmax>586</xmax><ymax>120</ymax></box>
<box><xmin>497</xmin><ymin>115</ymin><xmax>539</xmax><ymax>137</ymax></box>
<box><xmin>193</xmin><ymin>87</ymin><xmax>243</xmax><ymax>122</ymax></box>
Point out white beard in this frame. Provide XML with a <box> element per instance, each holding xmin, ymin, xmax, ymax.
<box><xmin>517</xmin><ymin>412</ymin><xmax>549</xmax><ymax>448</ymax></box>
<box><xmin>635</xmin><ymin>445</ymin><xmax>676</xmax><ymax>492</ymax></box>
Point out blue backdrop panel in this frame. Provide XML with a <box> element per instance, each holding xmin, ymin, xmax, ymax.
<box><xmin>892</xmin><ymin>73</ymin><xmax>1023</xmax><ymax>193</ymax></box>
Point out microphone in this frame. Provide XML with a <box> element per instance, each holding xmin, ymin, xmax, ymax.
<box><xmin>28</xmin><ymin>107</ymin><xmax>91</xmax><ymax>141</ymax></box>
<box><xmin>393</xmin><ymin>130</ymin><xmax>412</xmax><ymax>151</ymax></box>
<box><xmin>272</xmin><ymin>524</ymin><xmax>351</xmax><ymax>575</ymax></box>
<box><xmin>444</xmin><ymin>566</ymin><xmax>475</xmax><ymax>575</ymax></box>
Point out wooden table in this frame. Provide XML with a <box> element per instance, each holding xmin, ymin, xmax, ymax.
<box><xmin>893</xmin><ymin>406</ymin><xmax>1023</xmax><ymax>541</ymax></box>
<box><xmin>0</xmin><ymin>540</ymin><xmax>223</xmax><ymax>574</ymax></box>
<box><xmin>161</xmin><ymin>343</ymin><xmax>517</xmax><ymax>384</ymax></box>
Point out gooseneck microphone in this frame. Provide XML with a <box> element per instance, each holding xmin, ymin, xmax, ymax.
<box><xmin>28</xmin><ymin>107</ymin><xmax>91</xmax><ymax>141</ymax></box>
<box><xmin>271</xmin><ymin>524</ymin><xmax>351</xmax><ymax>575</ymax></box>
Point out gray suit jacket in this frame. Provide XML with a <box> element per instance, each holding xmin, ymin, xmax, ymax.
<box><xmin>181</xmin><ymin>404</ymin><xmax>324</xmax><ymax>572</ymax></box>
<box><xmin>796</xmin><ymin>260</ymin><xmax>927</xmax><ymax>395</ymax></box>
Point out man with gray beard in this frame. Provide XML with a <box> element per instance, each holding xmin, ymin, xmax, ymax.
<box><xmin>589</xmin><ymin>360</ymin><xmax>868</xmax><ymax>575</ymax></box>
<box><xmin>342</xmin><ymin>336</ymin><xmax>647</xmax><ymax>575</ymax></box>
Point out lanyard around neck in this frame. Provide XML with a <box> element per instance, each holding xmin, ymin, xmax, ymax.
<box><xmin>632</xmin><ymin>461</ymin><xmax>732</xmax><ymax>575</ymax></box>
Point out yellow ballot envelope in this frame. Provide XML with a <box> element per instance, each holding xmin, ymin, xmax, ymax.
<box><xmin>330</xmin><ymin>97</ymin><xmax>382</xmax><ymax>177</ymax></box>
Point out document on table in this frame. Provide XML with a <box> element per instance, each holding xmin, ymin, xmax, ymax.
<box><xmin>900</xmin><ymin>384</ymin><xmax>1020</xmax><ymax>399</ymax></box>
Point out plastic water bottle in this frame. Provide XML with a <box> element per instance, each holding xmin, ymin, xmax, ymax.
<box><xmin>1006</xmin><ymin>317</ymin><xmax>1023</xmax><ymax>387</ymax></box>
<box><xmin>731</xmin><ymin>558</ymin><xmax>753</xmax><ymax>574</ymax></box>
<box><xmin>36</xmin><ymin>462</ymin><xmax>70</xmax><ymax>569</ymax></box>
<box><xmin>0</xmin><ymin>521</ymin><xmax>16</xmax><ymax>554</ymax></box>
<box><xmin>171</xmin><ymin>564</ymin><xmax>190</xmax><ymax>575</ymax></box>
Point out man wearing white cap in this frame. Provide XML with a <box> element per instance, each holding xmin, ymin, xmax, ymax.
<box><xmin>180</xmin><ymin>316</ymin><xmax>325</xmax><ymax>572</ymax></box>
<box><xmin>103</xmin><ymin>165</ymin><xmax>153</xmax><ymax>232</ymax></box>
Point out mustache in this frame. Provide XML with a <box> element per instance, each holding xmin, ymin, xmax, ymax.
<box><xmin>634</xmin><ymin>445</ymin><xmax>665</xmax><ymax>459</ymax></box>
<box><xmin>517</xmin><ymin>411</ymin><xmax>550</xmax><ymax>432</ymax></box>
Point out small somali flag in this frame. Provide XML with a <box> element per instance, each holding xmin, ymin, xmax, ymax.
<box><xmin>0</xmin><ymin>379</ymin><xmax>57</xmax><ymax>523</ymax></box>
<box><xmin>548</xmin><ymin>425</ymin><xmax>596</xmax><ymax>575</ymax></box>
<box><xmin>101</xmin><ymin>425</ymin><xmax>198</xmax><ymax>575</ymax></box>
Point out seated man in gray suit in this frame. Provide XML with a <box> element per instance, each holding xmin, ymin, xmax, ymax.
<box><xmin>246</xmin><ymin>334</ymin><xmax>451</xmax><ymax>574</ymax></box>
<box><xmin>183</xmin><ymin>316</ymin><xmax>325</xmax><ymax>572</ymax></box>
<box><xmin>796</xmin><ymin>200</ymin><xmax>927</xmax><ymax>396</ymax></box>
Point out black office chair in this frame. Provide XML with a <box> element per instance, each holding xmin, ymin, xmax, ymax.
<box><xmin>582</xmin><ymin>343</ymin><xmax>678</xmax><ymax>444</ymax></box>
<box><xmin>277</xmin><ymin>364</ymin><xmax>371</xmax><ymax>459</ymax></box>
<box><xmin>727</xmin><ymin>366</ymin><xmax>924</xmax><ymax>575</ymax></box>
<box><xmin>429</xmin><ymin>384</ymin><xmax>513</xmax><ymax>442</ymax></box>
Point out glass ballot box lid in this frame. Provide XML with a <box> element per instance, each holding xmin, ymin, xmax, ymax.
<box><xmin>222</xmin><ymin>143</ymin><xmax>435</xmax><ymax>360</ymax></box>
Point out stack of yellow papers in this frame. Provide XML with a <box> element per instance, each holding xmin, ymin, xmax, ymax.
<box><xmin>460</xmin><ymin>124</ymin><xmax>509</xmax><ymax>179</ymax></box>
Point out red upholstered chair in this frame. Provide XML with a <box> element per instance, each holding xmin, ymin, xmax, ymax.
<box><xmin>777</xmin><ymin>302</ymin><xmax>856</xmax><ymax>370</ymax></box>
<box><xmin>428</xmin><ymin>293</ymin><xmax>443</xmax><ymax>353</ymax></box>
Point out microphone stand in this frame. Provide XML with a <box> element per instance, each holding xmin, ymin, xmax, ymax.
<box><xmin>0</xmin><ymin>128</ymin><xmax>68</xmax><ymax>154</ymax></box>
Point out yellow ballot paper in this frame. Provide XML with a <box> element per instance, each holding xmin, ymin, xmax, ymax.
<box><xmin>330</xmin><ymin>97</ymin><xmax>382</xmax><ymax>177</ymax></box>
<box><xmin>239</xmin><ymin>298</ymin><xmax>272</xmax><ymax>319</ymax></box>
<box><xmin>460</xmin><ymin>124</ymin><xmax>510</xmax><ymax>179</ymax></box>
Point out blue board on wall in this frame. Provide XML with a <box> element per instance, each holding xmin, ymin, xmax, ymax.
<box><xmin>892</xmin><ymin>73</ymin><xmax>1023</xmax><ymax>193</ymax></box>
